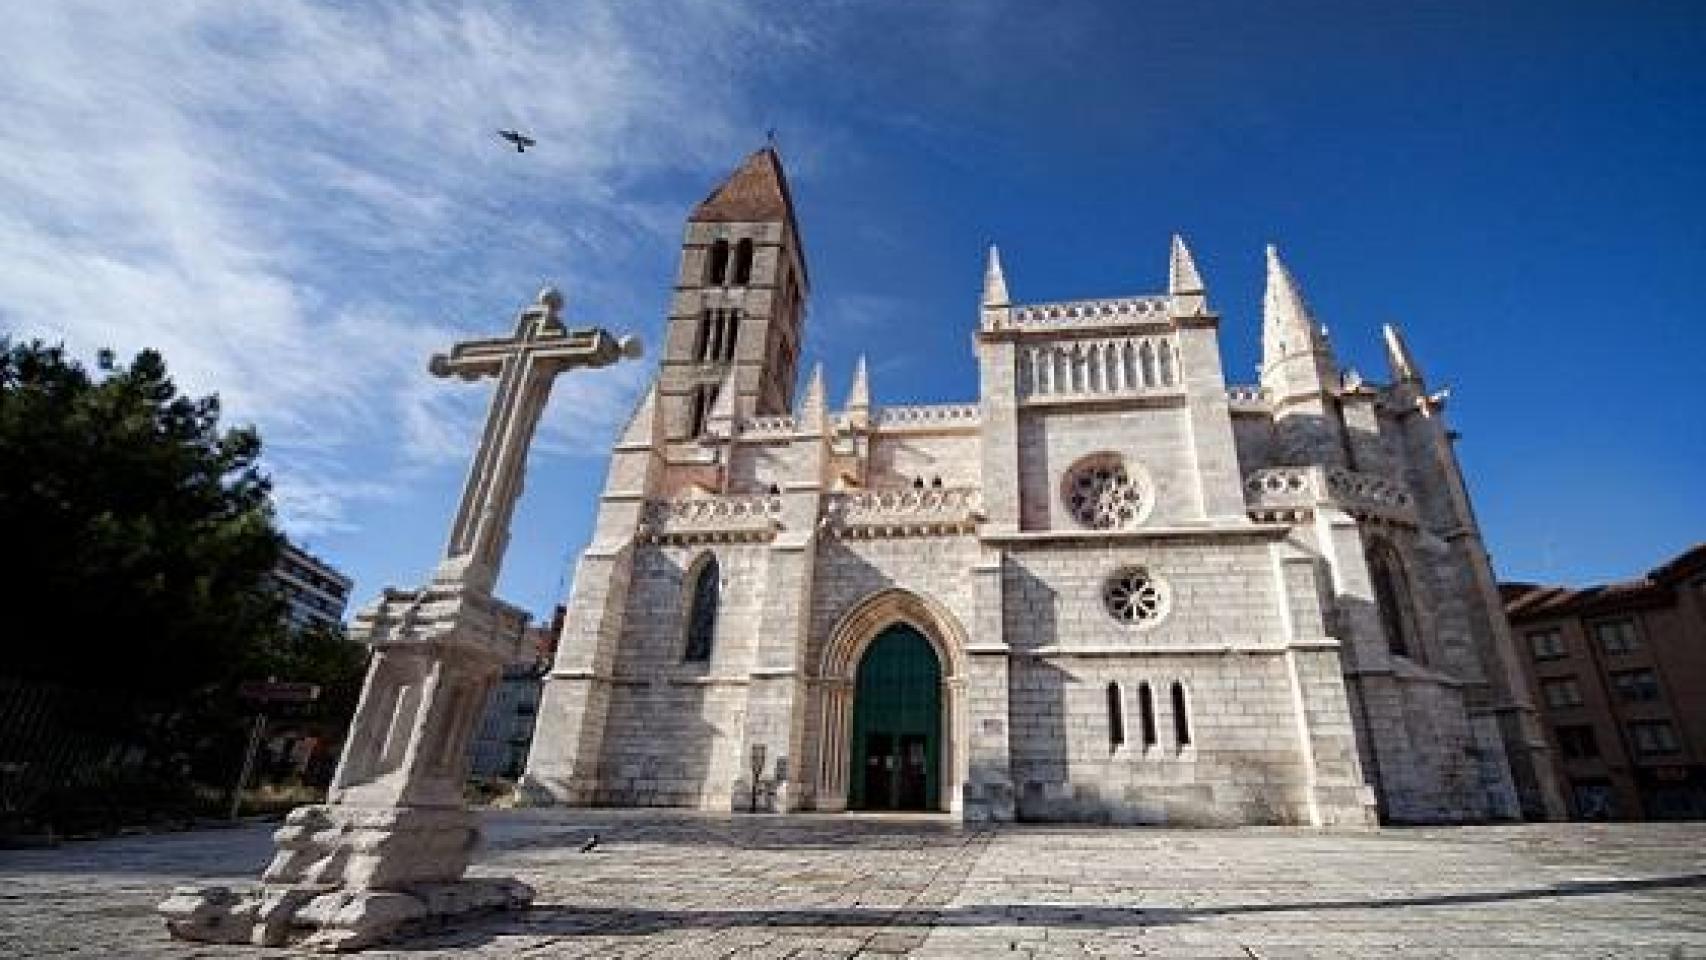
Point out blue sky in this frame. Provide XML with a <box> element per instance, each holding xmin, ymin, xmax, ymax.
<box><xmin>3</xmin><ymin>1</ymin><xmax>1702</xmax><ymax>622</ymax></box>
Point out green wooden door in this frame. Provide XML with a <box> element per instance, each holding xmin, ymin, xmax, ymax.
<box><xmin>849</xmin><ymin>624</ymin><xmax>941</xmax><ymax>810</ymax></box>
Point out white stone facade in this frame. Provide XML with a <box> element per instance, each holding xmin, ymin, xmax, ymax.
<box><xmin>522</xmin><ymin>149</ymin><xmax>1566</xmax><ymax>825</ymax></box>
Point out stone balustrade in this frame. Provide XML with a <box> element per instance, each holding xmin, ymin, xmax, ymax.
<box><xmin>640</xmin><ymin>494</ymin><xmax>784</xmax><ymax>543</ymax></box>
<box><xmin>738</xmin><ymin>414</ymin><xmax>798</xmax><ymax>438</ymax></box>
<box><xmin>1010</xmin><ymin>295</ymin><xmax>1171</xmax><ymax>329</ymax></box>
<box><xmin>1225</xmin><ymin>384</ymin><xmax>1270</xmax><ymax>410</ymax></box>
<box><xmin>824</xmin><ymin>486</ymin><xmax>983</xmax><ymax>537</ymax></box>
<box><xmin>1243</xmin><ymin>466</ymin><xmax>1417</xmax><ymax>525</ymax></box>
<box><xmin>873</xmin><ymin>403</ymin><xmax>981</xmax><ymax>430</ymax></box>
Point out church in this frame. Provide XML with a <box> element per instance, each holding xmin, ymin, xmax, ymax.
<box><xmin>521</xmin><ymin>147</ymin><xmax>1565</xmax><ymax>825</ymax></box>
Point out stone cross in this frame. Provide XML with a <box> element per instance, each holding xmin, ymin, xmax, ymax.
<box><xmin>431</xmin><ymin>287</ymin><xmax>641</xmax><ymax>594</ymax></box>
<box><xmin>159</xmin><ymin>286</ymin><xmax>642</xmax><ymax>951</ymax></box>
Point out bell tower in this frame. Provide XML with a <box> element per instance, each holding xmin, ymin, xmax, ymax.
<box><xmin>659</xmin><ymin>146</ymin><xmax>809</xmax><ymax>441</ymax></box>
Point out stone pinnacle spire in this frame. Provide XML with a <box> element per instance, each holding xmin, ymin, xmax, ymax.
<box><xmin>1264</xmin><ymin>244</ymin><xmax>1319</xmax><ymax>342</ymax></box>
<box><xmin>982</xmin><ymin>244</ymin><xmax>1010</xmax><ymax>308</ymax></box>
<box><xmin>845</xmin><ymin>354</ymin><xmax>870</xmax><ymax>413</ymax></box>
<box><xmin>799</xmin><ymin>361</ymin><xmax>826</xmax><ymax>424</ymax></box>
<box><xmin>1169</xmin><ymin>234</ymin><xmax>1204</xmax><ymax>296</ymax></box>
<box><xmin>1383</xmin><ymin>323</ymin><xmax>1424</xmax><ymax>386</ymax></box>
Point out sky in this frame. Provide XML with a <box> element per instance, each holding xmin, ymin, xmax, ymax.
<box><xmin>2</xmin><ymin>0</ymin><xmax>1702</xmax><ymax>622</ymax></box>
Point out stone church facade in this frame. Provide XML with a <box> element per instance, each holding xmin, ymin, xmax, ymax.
<box><xmin>522</xmin><ymin>148</ymin><xmax>1565</xmax><ymax>825</ymax></box>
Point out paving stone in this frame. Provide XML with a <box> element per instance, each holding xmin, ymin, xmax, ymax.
<box><xmin>1</xmin><ymin>811</ymin><xmax>1703</xmax><ymax>958</ymax></box>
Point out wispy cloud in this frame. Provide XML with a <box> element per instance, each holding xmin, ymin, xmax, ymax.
<box><xmin>0</xmin><ymin>0</ymin><xmax>795</xmax><ymax>537</ymax></box>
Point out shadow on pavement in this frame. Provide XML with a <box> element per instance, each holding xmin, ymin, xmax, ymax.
<box><xmin>387</xmin><ymin>872</ymin><xmax>1706</xmax><ymax>950</ymax></box>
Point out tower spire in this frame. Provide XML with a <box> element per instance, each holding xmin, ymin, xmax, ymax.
<box><xmin>845</xmin><ymin>354</ymin><xmax>870</xmax><ymax>416</ymax></box>
<box><xmin>1261</xmin><ymin>243</ymin><xmax>1339</xmax><ymax>401</ymax></box>
<box><xmin>982</xmin><ymin>244</ymin><xmax>1010</xmax><ymax>308</ymax></box>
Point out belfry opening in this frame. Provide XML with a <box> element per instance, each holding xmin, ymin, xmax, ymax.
<box><xmin>848</xmin><ymin>624</ymin><xmax>942</xmax><ymax>811</ymax></box>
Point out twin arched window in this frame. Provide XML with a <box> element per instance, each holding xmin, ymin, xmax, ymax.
<box><xmin>684</xmin><ymin>555</ymin><xmax>719</xmax><ymax>662</ymax></box>
<box><xmin>705</xmin><ymin>238</ymin><xmax>754</xmax><ymax>286</ymax></box>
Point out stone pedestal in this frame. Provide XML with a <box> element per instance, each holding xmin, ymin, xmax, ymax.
<box><xmin>158</xmin><ymin>577</ymin><xmax>536</xmax><ymax>951</ymax></box>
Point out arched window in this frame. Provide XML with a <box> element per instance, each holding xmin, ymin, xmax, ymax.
<box><xmin>1170</xmin><ymin>681</ymin><xmax>1191</xmax><ymax>747</ymax></box>
<box><xmin>684</xmin><ymin>555</ymin><xmax>719</xmax><ymax>662</ymax></box>
<box><xmin>1139</xmin><ymin>340</ymin><xmax>1157</xmax><ymax>386</ymax></box>
<box><xmin>1106</xmin><ymin>682</ymin><xmax>1125</xmax><ymax>749</ymax></box>
<box><xmin>722</xmin><ymin>310</ymin><xmax>741</xmax><ymax>362</ymax></box>
<box><xmin>689</xmin><ymin>383</ymin><xmax>719</xmax><ymax>437</ymax></box>
<box><xmin>707</xmin><ymin>239</ymin><xmax>730</xmax><ymax>286</ymax></box>
<box><xmin>693</xmin><ymin>310</ymin><xmax>713</xmax><ymax>362</ymax></box>
<box><xmin>1368</xmin><ymin>541</ymin><xmax>1419</xmax><ymax>660</ymax></box>
<box><xmin>1158</xmin><ymin>340</ymin><xmax>1176</xmax><ymax>385</ymax></box>
<box><xmin>1138</xmin><ymin>683</ymin><xmax>1158</xmax><ymax>748</ymax></box>
<box><xmin>732</xmin><ymin>239</ymin><xmax>755</xmax><ymax>285</ymax></box>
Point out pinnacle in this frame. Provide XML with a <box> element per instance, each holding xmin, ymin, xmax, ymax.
<box><xmin>983</xmin><ymin>245</ymin><xmax>1010</xmax><ymax>308</ymax></box>
<box><xmin>1169</xmin><ymin>234</ymin><xmax>1204</xmax><ymax>296</ymax></box>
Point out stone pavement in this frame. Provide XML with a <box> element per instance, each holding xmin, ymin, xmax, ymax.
<box><xmin>2</xmin><ymin>810</ymin><xmax>1704</xmax><ymax>958</ymax></box>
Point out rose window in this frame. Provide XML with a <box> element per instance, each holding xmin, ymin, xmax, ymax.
<box><xmin>1063</xmin><ymin>457</ymin><xmax>1149</xmax><ymax>530</ymax></box>
<box><xmin>1103</xmin><ymin>568</ymin><xmax>1170</xmax><ymax>626</ymax></box>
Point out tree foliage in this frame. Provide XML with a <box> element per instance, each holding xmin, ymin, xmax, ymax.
<box><xmin>0</xmin><ymin>339</ymin><xmax>285</xmax><ymax>701</ymax></box>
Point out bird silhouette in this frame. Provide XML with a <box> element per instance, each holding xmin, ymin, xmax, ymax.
<box><xmin>497</xmin><ymin>129</ymin><xmax>537</xmax><ymax>153</ymax></box>
<box><xmin>580</xmin><ymin>833</ymin><xmax>600</xmax><ymax>853</ymax></box>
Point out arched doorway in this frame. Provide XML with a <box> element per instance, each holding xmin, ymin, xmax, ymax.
<box><xmin>849</xmin><ymin>625</ymin><xmax>942</xmax><ymax>811</ymax></box>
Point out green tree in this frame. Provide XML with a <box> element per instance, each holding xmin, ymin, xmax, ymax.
<box><xmin>0</xmin><ymin>339</ymin><xmax>284</xmax><ymax>702</ymax></box>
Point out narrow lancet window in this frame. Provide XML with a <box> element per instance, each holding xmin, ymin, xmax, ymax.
<box><xmin>723</xmin><ymin>310</ymin><xmax>741</xmax><ymax>362</ymax></box>
<box><xmin>684</xmin><ymin>556</ymin><xmax>720</xmax><ymax>662</ymax></box>
<box><xmin>1138</xmin><ymin>682</ymin><xmax>1158</xmax><ymax>748</ymax></box>
<box><xmin>733</xmin><ymin>238</ymin><xmax>755</xmax><ymax>285</ymax></box>
<box><xmin>1171</xmin><ymin>681</ymin><xmax>1191</xmax><ymax>747</ymax></box>
<box><xmin>707</xmin><ymin>239</ymin><xmax>730</xmax><ymax>285</ymax></box>
<box><xmin>1107</xmin><ymin>682</ymin><xmax>1125</xmax><ymax>749</ymax></box>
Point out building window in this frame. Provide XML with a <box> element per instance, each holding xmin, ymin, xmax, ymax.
<box><xmin>1595</xmin><ymin>619</ymin><xmax>1640</xmax><ymax>655</ymax></box>
<box><xmin>1611</xmin><ymin>668</ymin><xmax>1660</xmax><ymax>703</ymax></box>
<box><xmin>1170</xmin><ymin>681</ymin><xmax>1192</xmax><ymax>748</ymax></box>
<box><xmin>732</xmin><ymin>238</ymin><xmax>755</xmax><ymax>285</ymax></box>
<box><xmin>1528</xmin><ymin>629</ymin><xmax>1566</xmax><ymax>661</ymax></box>
<box><xmin>1541</xmin><ymin>677</ymin><xmax>1584</xmax><ymax>709</ymax></box>
<box><xmin>1062</xmin><ymin>454</ymin><xmax>1152</xmax><ymax>530</ymax></box>
<box><xmin>1102</xmin><ymin>567</ymin><xmax>1171</xmax><ymax>627</ymax></box>
<box><xmin>1366</xmin><ymin>540</ymin><xmax>1419</xmax><ymax>661</ymax></box>
<box><xmin>1106</xmin><ymin>682</ymin><xmax>1125</xmax><ymax>749</ymax></box>
<box><xmin>707</xmin><ymin>239</ymin><xmax>730</xmax><ymax>285</ymax></box>
<box><xmin>1138</xmin><ymin>683</ymin><xmax>1158</xmax><ymax>748</ymax></box>
<box><xmin>1555</xmin><ymin>724</ymin><xmax>1599</xmax><ymax>760</ymax></box>
<box><xmin>1570</xmin><ymin>779</ymin><xmax>1618</xmax><ymax>820</ymax></box>
<box><xmin>1630</xmin><ymin>721</ymin><xmax>1680</xmax><ymax>756</ymax></box>
<box><xmin>722</xmin><ymin>310</ymin><xmax>741</xmax><ymax>362</ymax></box>
<box><xmin>688</xmin><ymin>383</ymin><xmax>719</xmax><ymax>437</ymax></box>
<box><xmin>683</xmin><ymin>555</ymin><xmax>719</xmax><ymax>662</ymax></box>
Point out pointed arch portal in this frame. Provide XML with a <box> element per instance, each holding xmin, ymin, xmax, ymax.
<box><xmin>849</xmin><ymin>625</ymin><xmax>942</xmax><ymax>810</ymax></box>
<box><xmin>815</xmin><ymin>588</ymin><xmax>967</xmax><ymax>814</ymax></box>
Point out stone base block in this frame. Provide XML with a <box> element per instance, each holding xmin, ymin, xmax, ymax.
<box><xmin>159</xmin><ymin>877</ymin><xmax>533</xmax><ymax>952</ymax></box>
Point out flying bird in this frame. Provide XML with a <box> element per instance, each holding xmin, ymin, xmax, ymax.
<box><xmin>498</xmin><ymin>129</ymin><xmax>537</xmax><ymax>153</ymax></box>
<box><xmin>580</xmin><ymin>833</ymin><xmax>600</xmax><ymax>853</ymax></box>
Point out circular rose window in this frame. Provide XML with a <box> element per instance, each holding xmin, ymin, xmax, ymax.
<box><xmin>1103</xmin><ymin>568</ymin><xmax>1170</xmax><ymax>626</ymax></box>
<box><xmin>1062</xmin><ymin>456</ymin><xmax>1150</xmax><ymax>530</ymax></box>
